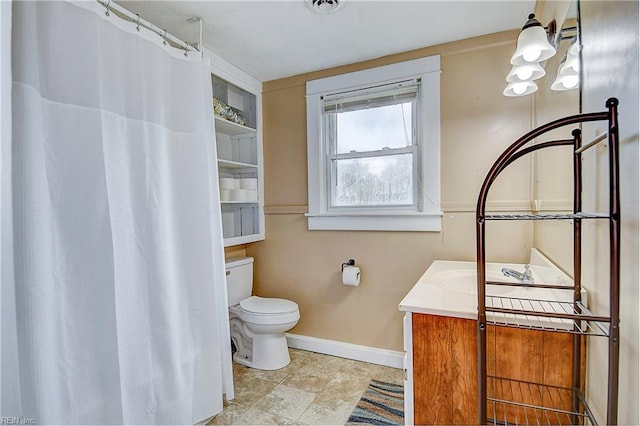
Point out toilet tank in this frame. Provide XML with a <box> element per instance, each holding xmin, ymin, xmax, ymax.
<box><xmin>225</xmin><ymin>256</ymin><xmax>254</xmax><ymax>306</ymax></box>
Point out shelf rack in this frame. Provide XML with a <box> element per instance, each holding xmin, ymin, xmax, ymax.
<box><xmin>476</xmin><ymin>98</ymin><xmax>620</xmax><ymax>425</ymax></box>
<box><xmin>214</xmin><ymin>115</ymin><xmax>256</xmax><ymax>136</ymax></box>
<box><xmin>212</xmin><ymin>72</ymin><xmax>264</xmax><ymax>247</ymax></box>
<box><xmin>486</xmin><ymin>376</ymin><xmax>596</xmax><ymax>426</ymax></box>
<box><xmin>217</xmin><ymin>159</ymin><xmax>258</xmax><ymax>171</ymax></box>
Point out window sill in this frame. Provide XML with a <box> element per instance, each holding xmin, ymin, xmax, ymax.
<box><xmin>305</xmin><ymin>211</ymin><xmax>442</xmax><ymax>232</ymax></box>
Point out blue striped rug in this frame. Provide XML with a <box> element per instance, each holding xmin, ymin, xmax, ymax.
<box><xmin>346</xmin><ymin>379</ymin><xmax>404</xmax><ymax>425</ymax></box>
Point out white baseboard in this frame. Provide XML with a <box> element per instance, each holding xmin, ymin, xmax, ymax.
<box><xmin>286</xmin><ymin>333</ymin><xmax>404</xmax><ymax>369</ymax></box>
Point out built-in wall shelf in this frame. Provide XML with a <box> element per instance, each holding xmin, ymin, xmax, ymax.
<box><xmin>217</xmin><ymin>159</ymin><xmax>258</xmax><ymax>170</ymax></box>
<box><xmin>214</xmin><ymin>115</ymin><xmax>256</xmax><ymax>136</ymax></box>
<box><xmin>221</xmin><ymin>201</ymin><xmax>259</xmax><ymax>205</ymax></box>
<box><xmin>211</xmin><ymin>70</ymin><xmax>264</xmax><ymax>247</ymax></box>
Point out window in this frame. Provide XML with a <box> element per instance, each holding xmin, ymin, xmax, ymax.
<box><xmin>306</xmin><ymin>56</ymin><xmax>442</xmax><ymax>231</ymax></box>
<box><xmin>325</xmin><ymin>82</ymin><xmax>418</xmax><ymax>208</ymax></box>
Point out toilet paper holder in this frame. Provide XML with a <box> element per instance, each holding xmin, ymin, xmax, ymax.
<box><xmin>341</xmin><ymin>259</ymin><xmax>355</xmax><ymax>272</ymax></box>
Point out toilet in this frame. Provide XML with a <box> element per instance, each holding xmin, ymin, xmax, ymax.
<box><xmin>225</xmin><ymin>257</ymin><xmax>299</xmax><ymax>370</ymax></box>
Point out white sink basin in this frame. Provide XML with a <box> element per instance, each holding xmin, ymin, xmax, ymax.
<box><xmin>431</xmin><ymin>269</ymin><xmax>517</xmax><ymax>296</ymax></box>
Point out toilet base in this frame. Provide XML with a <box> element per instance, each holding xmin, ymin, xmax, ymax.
<box><xmin>232</xmin><ymin>332</ymin><xmax>291</xmax><ymax>370</ymax></box>
<box><xmin>228</xmin><ymin>302</ymin><xmax>299</xmax><ymax>371</ymax></box>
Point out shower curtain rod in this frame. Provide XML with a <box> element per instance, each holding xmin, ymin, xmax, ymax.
<box><xmin>96</xmin><ymin>0</ymin><xmax>201</xmax><ymax>54</ymax></box>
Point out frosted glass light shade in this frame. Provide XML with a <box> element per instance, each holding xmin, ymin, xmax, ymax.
<box><xmin>552</xmin><ymin>54</ymin><xmax>580</xmax><ymax>91</ymax></box>
<box><xmin>568</xmin><ymin>41</ymin><xmax>580</xmax><ymax>57</ymax></box>
<box><xmin>551</xmin><ymin>74</ymin><xmax>579</xmax><ymax>91</ymax></box>
<box><xmin>503</xmin><ymin>80</ymin><xmax>538</xmax><ymax>97</ymax></box>
<box><xmin>506</xmin><ymin>63</ymin><xmax>546</xmax><ymax>82</ymax></box>
<box><xmin>561</xmin><ymin>53</ymin><xmax>580</xmax><ymax>74</ymax></box>
<box><xmin>511</xmin><ymin>15</ymin><xmax>556</xmax><ymax>65</ymax></box>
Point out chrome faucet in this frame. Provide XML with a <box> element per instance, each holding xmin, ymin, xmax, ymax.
<box><xmin>501</xmin><ymin>264</ymin><xmax>533</xmax><ymax>282</ymax></box>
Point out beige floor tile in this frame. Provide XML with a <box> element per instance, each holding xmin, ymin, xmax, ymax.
<box><xmin>235</xmin><ymin>406</ymin><xmax>298</xmax><ymax>425</ymax></box>
<box><xmin>254</xmin><ymin>383</ymin><xmax>317</xmax><ymax>421</ymax></box>
<box><xmin>367</xmin><ymin>363</ymin><xmax>405</xmax><ymax>385</ymax></box>
<box><xmin>314</xmin><ymin>370</ymin><xmax>372</xmax><ymax>406</ymax></box>
<box><xmin>298</xmin><ymin>399</ymin><xmax>358</xmax><ymax>425</ymax></box>
<box><xmin>301</xmin><ymin>350</ymin><xmax>352</xmax><ymax>372</ymax></box>
<box><xmin>206</xmin><ymin>401</ymin><xmax>251</xmax><ymax>425</ymax></box>
<box><xmin>231</xmin><ymin>376</ymin><xmax>278</xmax><ymax>406</ymax></box>
<box><xmin>216</xmin><ymin>349</ymin><xmax>404</xmax><ymax>425</ymax></box>
<box><xmin>288</xmin><ymin>348</ymin><xmax>310</xmax><ymax>363</ymax></box>
<box><xmin>337</xmin><ymin>358</ymin><xmax>379</xmax><ymax>377</ymax></box>
<box><xmin>281</xmin><ymin>363</ymin><xmax>334</xmax><ymax>393</ymax></box>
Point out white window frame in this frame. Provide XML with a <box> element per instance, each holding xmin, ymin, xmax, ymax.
<box><xmin>305</xmin><ymin>55</ymin><xmax>442</xmax><ymax>231</ymax></box>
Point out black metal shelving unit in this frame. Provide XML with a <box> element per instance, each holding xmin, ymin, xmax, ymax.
<box><xmin>476</xmin><ymin>98</ymin><xmax>620</xmax><ymax>425</ymax></box>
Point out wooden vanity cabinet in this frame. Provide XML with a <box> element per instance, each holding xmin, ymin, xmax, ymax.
<box><xmin>410</xmin><ymin>313</ymin><xmax>580</xmax><ymax>425</ymax></box>
<box><xmin>412</xmin><ymin>313</ymin><xmax>477</xmax><ymax>424</ymax></box>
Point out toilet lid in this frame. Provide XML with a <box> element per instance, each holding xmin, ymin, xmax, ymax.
<box><xmin>240</xmin><ymin>296</ymin><xmax>298</xmax><ymax>315</ymax></box>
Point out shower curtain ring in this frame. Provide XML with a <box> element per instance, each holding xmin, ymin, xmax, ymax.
<box><xmin>162</xmin><ymin>29</ymin><xmax>168</xmax><ymax>45</ymax></box>
<box><xmin>135</xmin><ymin>14</ymin><xmax>141</xmax><ymax>32</ymax></box>
<box><xmin>104</xmin><ymin>0</ymin><xmax>111</xmax><ymax>16</ymax></box>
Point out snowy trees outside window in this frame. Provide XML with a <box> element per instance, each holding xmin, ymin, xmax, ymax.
<box><xmin>329</xmin><ymin>101</ymin><xmax>416</xmax><ymax>207</ymax></box>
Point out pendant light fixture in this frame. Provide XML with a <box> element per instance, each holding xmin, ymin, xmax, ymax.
<box><xmin>506</xmin><ymin>62</ymin><xmax>546</xmax><ymax>83</ymax></box>
<box><xmin>511</xmin><ymin>14</ymin><xmax>557</xmax><ymax>65</ymax></box>
<box><xmin>503</xmin><ymin>12</ymin><xmax>561</xmax><ymax>97</ymax></box>
<box><xmin>551</xmin><ymin>72</ymin><xmax>579</xmax><ymax>91</ymax></box>
<box><xmin>552</xmin><ymin>40</ymin><xmax>580</xmax><ymax>91</ymax></box>
<box><xmin>504</xmin><ymin>81</ymin><xmax>538</xmax><ymax>97</ymax></box>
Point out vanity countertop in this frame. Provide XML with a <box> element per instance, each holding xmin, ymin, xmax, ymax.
<box><xmin>398</xmin><ymin>260</ymin><xmax>482</xmax><ymax>320</ymax></box>
<box><xmin>398</xmin><ymin>252</ymin><xmax>574</xmax><ymax>320</ymax></box>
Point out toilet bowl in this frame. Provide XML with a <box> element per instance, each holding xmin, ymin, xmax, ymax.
<box><xmin>225</xmin><ymin>257</ymin><xmax>300</xmax><ymax>370</ymax></box>
<box><xmin>229</xmin><ymin>296</ymin><xmax>299</xmax><ymax>370</ymax></box>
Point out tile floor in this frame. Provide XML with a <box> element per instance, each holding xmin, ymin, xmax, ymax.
<box><xmin>206</xmin><ymin>348</ymin><xmax>404</xmax><ymax>425</ymax></box>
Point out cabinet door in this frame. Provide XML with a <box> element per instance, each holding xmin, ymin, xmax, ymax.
<box><xmin>412</xmin><ymin>314</ymin><xmax>477</xmax><ymax>425</ymax></box>
<box><xmin>413</xmin><ymin>314</ymin><xmax>454</xmax><ymax>425</ymax></box>
<box><xmin>450</xmin><ymin>318</ymin><xmax>477</xmax><ymax>424</ymax></box>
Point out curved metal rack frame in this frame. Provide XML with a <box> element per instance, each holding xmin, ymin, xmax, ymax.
<box><xmin>476</xmin><ymin>98</ymin><xmax>620</xmax><ymax>425</ymax></box>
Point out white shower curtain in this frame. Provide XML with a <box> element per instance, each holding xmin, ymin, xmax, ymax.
<box><xmin>4</xmin><ymin>1</ymin><xmax>229</xmax><ymax>424</ymax></box>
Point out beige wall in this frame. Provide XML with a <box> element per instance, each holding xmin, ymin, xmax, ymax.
<box><xmin>578</xmin><ymin>2</ymin><xmax>639</xmax><ymax>424</ymax></box>
<box><xmin>225</xmin><ymin>245</ymin><xmax>246</xmax><ymax>259</ymax></box>
<box><xmin>246</xmin><ymin>31</ymin><xmax>539</xmax><ymax>351</ymax></box>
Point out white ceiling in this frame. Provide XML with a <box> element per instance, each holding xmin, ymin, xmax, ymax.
<box><xmin>118</xmin><ymin>1</ymin><xmax>537</xmax><ymax>82</ymax></box>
